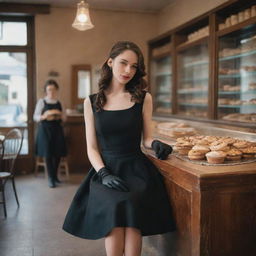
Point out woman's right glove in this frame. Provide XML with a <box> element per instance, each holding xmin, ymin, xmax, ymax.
<box><xmin>151</xmin><ymin>139</ymin><xmax>173</xmax><ymax>160</ymax></box>
<box><xmin>97</xmin><ymin>167</ymin><xmax>129</xmax><ymax>192</ymax></box>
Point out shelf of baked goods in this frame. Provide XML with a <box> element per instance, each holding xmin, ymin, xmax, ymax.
<box><xmin>219</xmin><ymin>48</ymin><xmax>256</xmax><ymax>62</ymax></box>
<box><xmin>221</xmin><ymin>113</ymin><xmax>256</xmax><ymax>123</ymax></box>
<box><xmin>217</xmin><ymin>5</ymin><xmax>256</xmax><ymax>36</ymax></box>
<box><xmin>180</xmin><ymin>77</ymin><xmax>209</xmax><ymax>83</ymax></box>
<box><xmin>183</xmin><ymin>59</ymin><xmax>208</xmax><ymax>68</ymax></box>
<box><xmin>177</xmin><ymin>31</ymin><xmax>209</xmax><ymax>51</ymax></box>
<box><xmin>219</xmin><ymin>68</ymin><xmax>256</xmax><ymax>78</ymax></box>
<box><xmin>151</xmin><ymin>42</ymin><xmax>172</xmax><ymax>59</ymax></box>
<box><xmin>155</xmin><ymin>72</ymin><xmax>172</xmax><ymax>77</ymax></box>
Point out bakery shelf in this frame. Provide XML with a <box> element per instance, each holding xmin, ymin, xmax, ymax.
<box><xmin>178</xmin><ymin>90</ymin><xmax>208</xmax><ymax>95</ymax></box>
<box><xmin>155</xmin><ymin>72</ymin><xmax>172</xmax><ymax>77</ymax></box>
<box><xmin>179</xmin><ymin>103</ymin><xmax>208</xmax><ymax>107</ymax></box>
<box><xmin>180</xmin><ymin>77</ymin><xmax>209</xmax><ymax>82</ymax></box>
<box><xmin>218</xmin><ymin>104</ymin><xmax>256</xmax><ymax>108</ymax></box>
<box><xmin>219</xmin><ymin>71</ymin><xmax>256</xmax><ymax>79</ymax></box>
<box><xmin>219</xmin><ymin>90</ymin><xmax>256</xmax><ymax>95</ymax></box>
<box><xmin>183</xmin><ymin>60</ymin><xmax>209</xmax><ymax>68</ymax></box>
<box><xmin>219</xmin><ymin>49</ymin><xmax>256</xmax><ymax>62</ymax></box>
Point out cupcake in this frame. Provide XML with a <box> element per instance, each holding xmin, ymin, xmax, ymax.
<box><xmin>192</xmin><ymin>145</ymin><xmax>210</xmax><ymax>154</ymax></box>
<box><xmin>206</xmin><ymin>151</ymin><xmax>227</xmax><ymax>164</ymax></box>
<box><xmin>226</xmin><ymin>148</ymin><xmax>242</xmax><ymax>161</ymax></box>
<box><xmin>241</xmin><ymin>147</ymin><xmax>256</xmax><ymax>158</ymax></box>
<box><xmin>188</xmin><ymin>149</ymin><xmax>206</xmax><ymax>160</ymax></box>
<box><xmin>174</xmin><ymin>141</ymin><xmax>193</xmax><ymax>155</ymax></box>
<box><xmin>210</xmin><ymin>141</ymin><xmax>230</xmax><ymax>152</ymax></box>
<box><xmin>233</xmin><ymin>140</ymin><xmax>251</xmax><ymax>149</ymax></box>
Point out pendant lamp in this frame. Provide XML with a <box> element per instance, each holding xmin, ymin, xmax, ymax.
<box><xmin>72</xmin><ymin>1</ymin><xmax>94</xmax><ymax>31</ymax></box>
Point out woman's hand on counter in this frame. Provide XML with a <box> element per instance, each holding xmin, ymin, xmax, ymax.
<box><xmin>151</xmin><ymin>140</ymin><xmax>173</xmax><ymax>160</ymax></box>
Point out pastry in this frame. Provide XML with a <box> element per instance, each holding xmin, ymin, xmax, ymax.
<box><xmin>188</xmin><ymin>149</ymin><xmax>206</xmax><ymax>160</ymax></box>
<box><xmin>206</xmin><ymin>151</ymin><xmax>227</xmax><ymax>164</ymax></box>
<box><xmin>241</xmin><ymin>147</ymin><xmax>256</xmax><ymax>158</ymax></box>
<box><xmin>210</xmin><ymin>141</ymin><xmax>230</xmax><ymax>152</ymax></box>
<box><xmin>226</xmin><ymin>148</ymin><xmax>243</xmax><ymax>161</ymax></box>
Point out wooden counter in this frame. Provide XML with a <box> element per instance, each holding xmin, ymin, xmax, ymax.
<box><xmin>143</xmin><ymin>147</ymin><xmax>256</xmax><ymax>256</ymax></box>
<box><xmin>64</xmin><ymin>115</ymin><xmax>90</xmax><ymax>172</ymax></box>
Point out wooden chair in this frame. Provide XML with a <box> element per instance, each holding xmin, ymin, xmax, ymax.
<box><xmin>35</xmin><ymin>157</ymin><xmax>70</xmax><ymax>180</ymax></box>
<box><xmin>0</xmin><ymin>128</ymin><xmax>23</xmax><ymax>218</ymax></box>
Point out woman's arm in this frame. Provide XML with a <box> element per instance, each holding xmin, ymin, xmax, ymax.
<box><xmin>142</xmin><ymin>92</ymin><xmax>154</xmax><ymax>149</ymax></box>
<box><xmin>84</xmin><ymin>97</ymin><xmax>105</xmax><ymax>172</ymax></box>
<box><xmin>33</xmin><ymin>99</ymin><xmax>47</xmax><ymax>122</ymax></box>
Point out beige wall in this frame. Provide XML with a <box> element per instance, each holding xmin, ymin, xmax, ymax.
<box><xmin>157</xmin><ymin>0</ymin><xmax>229</xmax><ymax>35</ymax></box>
<box><xmin>35</xmin><ymin>7</ymin><xmax>157</xmax><ymax>108</ymax></box>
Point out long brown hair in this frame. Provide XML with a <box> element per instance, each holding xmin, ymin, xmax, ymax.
<box><xmin>95</xmin><ymin>41</ymin><xmax>148</xmax><ymax>111</ymax></box>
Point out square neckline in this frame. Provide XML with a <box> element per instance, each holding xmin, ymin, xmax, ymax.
<box><xmin>102</xmin><ymin>102</ymin><xmax>136</xmax><ymax>112</ymax></box>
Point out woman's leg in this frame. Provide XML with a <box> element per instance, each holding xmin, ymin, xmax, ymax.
<box><xmin>105</xmin><ymin>227</ymin><xmax>125</xmax><ymax>256</ymax></box>
<box><xmin>45</xmin><ymin>157</ymin><xmax>55</xmax><ymax>188</ymax></box>
<box><xmin>124</xmin><ymin>227</ymin><xmax>142</xmax><ymax>256</ymax></box>
<box><xmin>52</xmin><ymin>156</ymin><xmax>61</xmax><ymax>183</ymax></box>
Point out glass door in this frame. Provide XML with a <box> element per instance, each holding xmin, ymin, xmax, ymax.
<box><xmin>0</xmin><ymin>18</ymin><xmax>35</xmax><ymax>165</ymax></box>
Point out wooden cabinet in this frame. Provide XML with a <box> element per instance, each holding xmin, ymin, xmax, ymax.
<box><xmin>143</xmin><ymin>147</ymin><xmax>256</xmax><ymax>256</ymax></box>
<box><xmin>64</xmin><ymin>115</ymin><xmax>90</xmax><ymax>172</ymax></box>
<box><xmin>148</xmin><ymin>0</ymin><xmax>256</xmax><ymax>129</ymax></box>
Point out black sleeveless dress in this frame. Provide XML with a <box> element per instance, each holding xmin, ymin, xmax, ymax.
<box><xmin>35</xmin><ymin>100</ymin><xmax>67</xmax><ymax>158</ymax></box>
<box><xmin>62</xmin><ymin>92</ymin><xmax>176</xmax><ymax>240</ymax></box>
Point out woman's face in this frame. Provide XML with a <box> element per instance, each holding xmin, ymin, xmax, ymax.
<box><xmin>46</xmin><ymin>84</ymin><xmax>58</xmax><ymax>99</ymax></box>
<box><xmin>108</xmin><ymin>50</ymin><xmax>138</xmax><ymax>85</ymax></box>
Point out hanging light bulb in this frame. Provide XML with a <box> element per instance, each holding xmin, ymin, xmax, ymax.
<box><xmin>72</xmin><ymin>1</ymin><xmax>94</xmax><ymax>31</ymax></box>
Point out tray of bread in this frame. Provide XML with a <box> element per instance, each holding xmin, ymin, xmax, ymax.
<box><xmin>156</xmin><ymin>122</ymin><xmax>197</xmax><ymax>138</ymax></box>
<box><xmin>173</xmin><ymin>135</ymin><xmax>256</xmax><ymax>166</ymax></box>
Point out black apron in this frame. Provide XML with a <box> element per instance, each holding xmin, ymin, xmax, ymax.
<box><xmin>35</xmin><ymin>100</ymin><xmax>67</xmax><ymax>158</ymax></box>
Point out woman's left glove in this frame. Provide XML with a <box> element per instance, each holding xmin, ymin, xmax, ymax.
<box><xmin>151</xmin><ymin>140</ymin><xmax>173</xmax><ymax>160</ymax></box>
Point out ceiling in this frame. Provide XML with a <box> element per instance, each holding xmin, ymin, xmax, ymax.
<box><xmin>0</xmin><ymin>0</ymin><xmax>175</xmax><ymax>13</ymax></box>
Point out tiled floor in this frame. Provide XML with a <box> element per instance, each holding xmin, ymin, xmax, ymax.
<box><xmin>0</xmin><ymin>173</ymin><xmax>176</xmax><ymax>256</ymax></box>
<box><xmin>0</xmin><ymin>174</ymin><xmax>105</xmax><ymax>256</ymax></box>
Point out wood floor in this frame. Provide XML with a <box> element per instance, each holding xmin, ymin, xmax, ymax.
<box><xmin>0</xmin><ymin>173</ymin><xmax>176</xmax><ymax>256</ymax></box>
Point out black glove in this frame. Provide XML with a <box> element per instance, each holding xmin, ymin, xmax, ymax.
<box><xmin>97</xmin><ymin>167</ymin><xmax>129</xmax><ymax>192</ymax></box>
<box><xmin>151</xmin><ymin>140</ymin><xmax>173</xmax><ymax>160</ymax></box>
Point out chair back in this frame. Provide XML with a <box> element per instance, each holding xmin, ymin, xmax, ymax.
<box><xmin>0</xmin><ymin>139</ymin><xmax>4</xmax><ymax>171</ymax></box>
<box><xmin>3</xmin><ymin>128</ymin><xmax>23</xmax><ymax>175</ymax></box>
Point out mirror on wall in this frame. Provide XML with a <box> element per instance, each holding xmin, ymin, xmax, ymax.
<box><xmin>71</xmin><ymin>64</ymin><xmax>91</xmax><ymax>109</ymax></box>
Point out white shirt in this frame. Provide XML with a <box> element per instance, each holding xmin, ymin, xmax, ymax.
<box><xmin>33</xmin><ymin>97</ymin><xmax>66</xmax><ymax>122</ymax></box>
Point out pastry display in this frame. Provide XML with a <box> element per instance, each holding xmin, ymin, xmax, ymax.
<box><xmin>218</xmin><ymin>5</ymin><xmax>256</xmax><ymax>31</ymax></box>
<box><xmin>157</xmin><ymin>122</ymin><xmax>196</xmax><ymax>138</ymax></box>
<box><xmin>173</xmin><ymin>135</ymin><xmax>256</xmax><ymax>164</ymax></box>
<box><xmin>186</xmin><ymin>26</ymin><xmax>209</xmax><ymax>43</ymax></box>
<box><xmin>222</xmin><ymin>113</ymin><xmax>256</xmax><ymax>123</ymax></box>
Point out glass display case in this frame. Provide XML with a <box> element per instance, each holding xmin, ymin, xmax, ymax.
<box><xmin>218</xmin><ymin>24</ymin><xmax>256</xmax><ymax>123</ymax></box>
<box><xmin>177</xmin><ymin>41</ymin><xmax>209</xmax><ymax>118</ymax></box>
<box><xmin>151</xmin><ymin>44</ymin><xmax>172</xmax><ymax>114</ymax></box>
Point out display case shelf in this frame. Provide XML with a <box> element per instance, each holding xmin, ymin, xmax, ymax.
<box><xmin>219</xmin><ymin>90</ymin><xmax>256</xmax><ymax>95</ymax></box>
<box><xmin>219</xmin><ymin>49</ymin><xmax>256</xmax><ymax>61</ymax></box>
<box><xmin>219</xmin><ymin>72</ymin><xmax>256</xmax><ymax>79</ymax></box>
<box><xmin>219</xmin><ymin>104</ymin><xmax>256</xmax><ymax>108</ymax></box>
<box><xmin>179</xmin><ymin>103</ymin><xmax>208</xmax><ymax>107</ymax></box>
<box><xmin>183</xmin><ymin>60</ymin><xmax>209</xmax><ymax>68</ymax></box>
<box><xmin>178</xmin><ymin>90</ymin><xmax>208</xmax><ymax>95</ymax></box>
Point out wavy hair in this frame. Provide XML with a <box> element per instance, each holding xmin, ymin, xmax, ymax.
<box><xmin>94</xmin><ymin>41</ymin><xmax>148</xmax><ymax>111</ymax></box>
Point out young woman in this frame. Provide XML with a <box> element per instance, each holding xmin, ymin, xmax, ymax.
<box><xmin>33</xmin><ymin>79</ymin><xmax>67</xmax><ymax>188</ymax></box>
<box><xmin>63</xmin><ymin>41</ymin><xmax>176</xmax><ymax>256</ymax></box>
